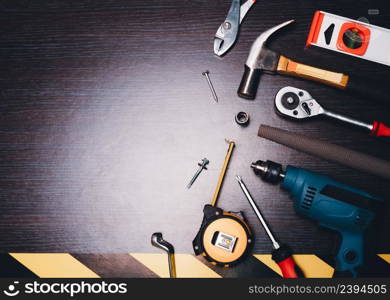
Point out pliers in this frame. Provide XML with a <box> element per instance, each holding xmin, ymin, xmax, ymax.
<box><xmin>214</xmin><ymin>0</ymin><xmax>256</xmax><ymax>56</ymax></box>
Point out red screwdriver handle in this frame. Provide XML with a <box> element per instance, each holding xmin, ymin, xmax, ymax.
<box><xmin>277</xmin><ymin>257</ymin><xmax>298</xmax><ymax>278</ymax></box>
<box><xmin>371</xmin><ymin>121</ymin><xmax>390</xmax><ymax>137</ymax></box>
<box><xmin>272</xmin><ymin>244</ymin><xmax>300</xmax><ymax>278</ymax></box>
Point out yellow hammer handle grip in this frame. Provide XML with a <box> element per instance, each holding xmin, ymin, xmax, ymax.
<box><xmin>277</xmin><ymin>56</ymin><xmax>349</xmax><ymax>89</ymax></box>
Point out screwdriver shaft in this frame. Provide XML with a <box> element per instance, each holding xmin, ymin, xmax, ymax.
<box><xmin>236</xmin><ymin>176</ymin><xmax>280</xmax><ymax>249</ymax></box>
<box><xmin>236</xmin><ymin>176</ymin><xmax>300</xmax><ymax>278</ymax></box>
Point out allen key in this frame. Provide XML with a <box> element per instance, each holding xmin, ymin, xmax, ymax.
<box><xmin>151</xmin><ymin>232</ymin><xmax>176</xmax><ymax>278</ymax></box>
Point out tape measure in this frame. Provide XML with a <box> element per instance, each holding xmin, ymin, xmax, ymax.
<box><xmin>306</xmin><ymin>11</ymin><xmax>390</xmax><ymax>66</ymax></box>
<box><xmin>192</xmin><ymin>141</ymin><xmax>253</xmax><ymax>267</ymax></box>
<box><xmin>192</xmin><ymin>204</ymin><xmax>252</xmax><ymax>267</ymax></box>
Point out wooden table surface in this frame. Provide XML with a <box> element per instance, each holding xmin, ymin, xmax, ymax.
<box><xmin>0</xmin><ymin>0</ymin><xmax>389</xmax><ymax>265</ymax></box>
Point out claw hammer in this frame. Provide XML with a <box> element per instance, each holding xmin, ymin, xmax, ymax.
<box><xmin>237</xmin><ymin>20</ymin><xmax>390</xmax><ymax>102</ymax></box>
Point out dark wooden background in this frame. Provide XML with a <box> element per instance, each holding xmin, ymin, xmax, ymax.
<box><xmin>0</xmin><ymin>0</ymin><xmax>389</xmax><ymax>260</ymax></box>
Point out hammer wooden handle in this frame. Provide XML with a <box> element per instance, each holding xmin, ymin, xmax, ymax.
<box><xmin>277</xmin><ymin>56</ymin><xmax>349</xmax><ymax>89</ymax></box>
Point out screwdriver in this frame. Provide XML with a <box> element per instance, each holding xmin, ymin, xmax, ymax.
<box><xmin>236</xmin><ymin>176</ymin><xmax>300</xmax><ymax>278</ymax></box>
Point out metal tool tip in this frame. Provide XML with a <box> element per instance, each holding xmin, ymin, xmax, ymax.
<box><xmin>235</xmin><ymin>175</ymin><xmax>242</xmax><ymax>182</ymax></box>
<box><xmin>284</xmin><ymin>19</ymin><xmax>295</xmax><ymax>25</ymax></box>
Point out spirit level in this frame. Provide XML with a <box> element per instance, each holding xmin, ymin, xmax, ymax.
<box><xmin>306</xmin><ymin>11</ymin><xmax>390</xmax><ymax>66</ymax></box>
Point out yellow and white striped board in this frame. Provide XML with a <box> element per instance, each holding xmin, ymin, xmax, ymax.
<box><xmin>1</xmin><ymin>253</ymin><xmax>390</xmax><ymax>278</ymax></box>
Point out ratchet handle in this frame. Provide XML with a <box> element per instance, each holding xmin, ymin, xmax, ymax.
<box><xmin>371</xmin><ymin>121</ymin><xmax>390</xmax><ymax>137</ymax></box>
<box><xmin>272</xmin><ymin>244</ymin><xmax>299</xmax><ymax>278</ymax></box>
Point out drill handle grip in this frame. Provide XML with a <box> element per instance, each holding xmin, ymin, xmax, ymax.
<box><xmin>333</xmin><ymin>231</ymin><xmax>363</xmax><ymax>278</ymax></box>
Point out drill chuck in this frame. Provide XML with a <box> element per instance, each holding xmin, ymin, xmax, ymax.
<box><xmin>251</xmin><ymin>160</ymin><xmax>285</xmax><ymax>183</ymax></box>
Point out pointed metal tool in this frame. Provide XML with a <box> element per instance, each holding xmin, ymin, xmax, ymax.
<box><xmin>236</xmin><ymin>175</ymin><xmax>300</xmax><ymax>278</ymax></box>
<box><xmin>187</xmin><ymin>158</ymin><xmax>209</xmax><ymax>189</ymax></box>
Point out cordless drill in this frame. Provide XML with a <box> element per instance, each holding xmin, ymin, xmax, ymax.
<box><xmin>251</xmin><ymin>160</ymin><xmax>382</xmax><ymax>277</ymax></box>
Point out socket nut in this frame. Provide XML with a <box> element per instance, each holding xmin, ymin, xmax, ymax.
<box><xmin>235</xmin><ymin>112</ymin><xmax>250</xmax><ymax>127</ymax></box>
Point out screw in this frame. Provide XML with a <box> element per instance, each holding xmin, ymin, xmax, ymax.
<box><xmin>187</xmin><ymin>158</ymin><xmax>209</xmax><ymax>189</ymax></box>
<box><xmin>202</xmin><ymin>70</ymin><xmax>218</xmax><ymax>102</ymax></box>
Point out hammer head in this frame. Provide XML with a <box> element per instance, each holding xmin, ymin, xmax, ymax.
<box><xmin>238</xmin><ymin>20</ymin><xmax>295</xmax><ymax>100</ymax></box>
